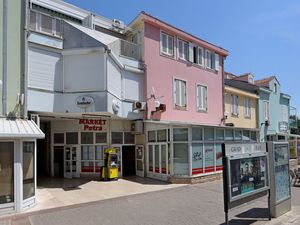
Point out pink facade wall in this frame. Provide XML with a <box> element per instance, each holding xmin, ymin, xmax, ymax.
<box><xmin>144</xmin><ymin>22</ymin><xmax>224</xmax><ymax>125</ymax></box>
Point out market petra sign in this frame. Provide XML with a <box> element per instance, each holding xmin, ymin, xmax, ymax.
<box><xmin>79</xmin><ymin>119</ymin><xmax>107</xmax><ymax>131</ymax></box>
<box><xmin>76</xmin><ymin>96</ymin><xmax>94</xmax><ymax>108</ymax></box>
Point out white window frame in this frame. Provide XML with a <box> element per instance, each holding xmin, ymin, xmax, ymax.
<box><xmin>244</xmin><ymin>97</ymin><xmax>251</xmax><ymax>118</ymax></box>
<box><xmin>197</xmin><ymin>47</ymin><xmax>204</xmax><ymax>66</ymax></box>
<box><xmin>196</xmin><ymin>84</ymin><xmax>208</xmax><ymax>112</ymax></box>
<box><xmin>173</xmin><ymin>78</ymin><xmax>187</xmax><ymax>109</ymax></box>
<box><xmin>263</xmin><ymin>101</ymin><xmax>270</xmax><ymax>121</ymax></box>
<box><xmin>160</xmin><ymin>31</ymin><xmax>174</xmax><ymax>57</ymax></box>
<box><xmin>177</xmin><ymin>38</ymin><xmax>189</xmax><ymax>61</ymax></box>
<box><xmin>231</xmin><ymin>95</ymin><xmax>239</xmax><ymax>116</ymax></box>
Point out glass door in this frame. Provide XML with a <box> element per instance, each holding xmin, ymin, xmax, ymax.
<box><xmin>148</xmin><ymin>144</ymin><xmax>168</xmax><ymax>178</ymax></box>
<box><xmin>64</xmin><ymin>146</ymin><xmax>79</xmax><ymax>178</ymax></box>
<box><xmin>0</xmin><ymin>142</ymin><xmax>14</xmax><ymax>208</ymax></box>
<box><xmin>136</xmin><ymin>145</ymin><xmax>144</xmax><ymax>177</ymax></box>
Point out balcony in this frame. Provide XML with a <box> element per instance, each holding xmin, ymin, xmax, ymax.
<box><xmin>109</xmin><ymin>39</ymin><xmax>141</xmax><ymax>61</ymax></box>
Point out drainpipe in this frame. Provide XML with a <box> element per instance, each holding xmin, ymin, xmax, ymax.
<box><xmin>22</xmin><ymin>0</ymin><xmax>29</xmax><ymax>119</ymax></box>
<box><xmin>2</xmin><ymin>0</ymin><xmax>8</xmax><ymax>116</ymax></box>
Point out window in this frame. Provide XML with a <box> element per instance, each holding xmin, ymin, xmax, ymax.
<box><xmin>111</xmin><ymin>132</ymin><xmax>123</xmax><ymax>144</ymax></box>
<box><xmin>244</xmin><ymin>97</ymin><xmax>251</xmax><ymax>118</ymax></box>
<box><xmin>95</xmin><ymin>133</ymin><xmax>107</xmax><ymax>144</ymax></box>
<box><xmin>198</xmin><ymin>47</ymin><xmax>204</xmax><ymax>66</ymax></box>
<box><xmin>173</xmin><ymin>128</ymin><xmax>188</xmax><ymax>142</ymax></box>
<box><xmin>54</xmin><ymin>133</ymin><xmax>64</xmax><ymax>144</ymax></box>
<box><xmin>204</xmin><ymin>128</ymin><xmax>214</xmax><ymax>141</ymax></box>
<box><xmin>231</xmin><ymin>95</ymin><xmax>239</xmax><ymax>116</ymax></box>
<box><xmin>205</xmin><ymin>50</ymin><xmax>215</xmax><ymax>70</ymax></box>
<box><xmin>81</xmin><ymin>146</ymin><xmax>94</xmax><ymax>173</ymax></box>
<box><xmin>29</xmin><ymin>10</ymin><xmax>62</xmax><ymax>37</ymax></box>
<box><xmin>81</xmin><ymin>132</ymin><xmax>93</xmax><ymax>144</ymax></box>
<box><xmin>196</xmin><ymin>85</ymin><xmax>207</xmax><ymax>111</ymax></box>
<box><xmin>173</xmin><ymin>128</ymin><xmax>189</xmax><ymax>176</ymax></box>
<box><xmin>23</xmin><ymin>142</ymin><xmax>35</xmax><ymax>200</ymax></box>
<box><xmin>124</xmin><ymin>132</ymin><xmax>134</xmax><ymax>144</ymax></box>
<box><xmin>161</xmin><ymin>32</ymin><xmax>174</xmax><ymax>56</ymax></box>
<box><xmin>192</xmin><ymin>127</ymin><xmax>203</xmax><ymax>141</ymax></box>
<box><xmin>178</xmin><ymin>39</ymin><xmax>189</xmax><ymax>61</ymax></box>
<box><xmin>281</xmin><ymin>105</ymin><xmax>289</xmax><ymax>123</ymax></box>
<box><xmin>148</xmin><ymin>131</ymin><xmax>156</xmax><ymax>142</ymax></box>
<box><xmin>157</xmin><ymin>130</ymin><xmax>167</xmax><ymax>142</ymax></box>
<box><xmin>216</xmin><ymin>129</ymin><xmax>224</xmax><ymax>141</ymax></box>
<box><xmin>263</xmin><ymin>101</ymin><xmax>270</xmax><ymax>120</ymax></box>
<box><xmin>274</xmin><ymin>83</ymin><xmax>277</xmax><ymax>93</ymax></box>
<box><xmin>174</xmin><ymin>79</ymin><xmax>187</xmax><ymax>108</ymax></box>
<box><xmin>66</xmin><ymin>132</ymin><xmax>78</xmax><ymax>144</ymax></box>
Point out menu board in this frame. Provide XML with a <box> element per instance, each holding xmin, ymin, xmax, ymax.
<box><xmin>230</xmin><ymin>156</ymin><xmax>268</xmax><ymax>199</ymax></box>
<box><xmin>274</xmin><ymin>144</ymin><xmax>290</xmax><ymax>203</ymax></box>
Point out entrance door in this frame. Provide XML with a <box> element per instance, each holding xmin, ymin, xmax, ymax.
<box><xmin>64</xmin><ymin>146</ymin><xmax>79</xmax><ymax>178</ymax></box>
<box><xmin>136</xmin><ymin>145</ymin><xmax>144</xmax><ymax>177</ymax></box>
<box><xmin>0</xmin><ymin>142</ymin><xmax>14</xmax><ymax>209</ymax></box>
<box><xmin>122</xmin><ymin>146</ymin><xmax>136</xmax><ymax>176</ymax></box>
<box><xmin>148</xmin><ymin>144</ymin><xmax>169</xmax><ymax>179</ymax></box>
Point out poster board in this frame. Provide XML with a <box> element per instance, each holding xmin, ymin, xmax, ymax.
<box><xmin>222</xmin><ymin>143</ymin><xmax>270</xmax><ymax>208</ymax></box>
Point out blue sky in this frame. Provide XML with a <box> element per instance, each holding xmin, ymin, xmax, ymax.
<box><xmin>65</xmin><ymin>0</ymin><xmax>300</xmax><ymax>115</ymax></box>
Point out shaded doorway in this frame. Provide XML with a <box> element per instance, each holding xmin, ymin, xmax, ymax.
<box><xmin>37</xmin><ymin>122</ymin><xmax>51</xmax><ymax>177</ymax></box>
<box><xmin>53</xmin><ymin>146</ymin><xmax>64</xmax><ymax>177</ymax></box>
<box><xmin>122</xmin><ymin>146</ymin><xmax>136</xmax><ymax>176</ymax></box>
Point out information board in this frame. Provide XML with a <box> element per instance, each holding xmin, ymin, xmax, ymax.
<box><xmin>273</xmin><ymin>144</ymin><xmax>290</xmax><ymax>203</ymax></box>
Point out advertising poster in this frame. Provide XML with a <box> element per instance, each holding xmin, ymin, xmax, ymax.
<box><xmin>230</xmin><ymin>156</ymin><xmax>267</xmax><ymax>199</ymax></box>
<box><xmin>274</xmin><ymin>144</ymin><xmax>290</xmax><ymax>203</ymax></box>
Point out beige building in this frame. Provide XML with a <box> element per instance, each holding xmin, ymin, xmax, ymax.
<box><xmin>224</xmin><ymin>73</ymin><xmax>259</xmax><ymax>129</ymax></box>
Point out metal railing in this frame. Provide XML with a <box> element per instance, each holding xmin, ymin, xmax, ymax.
<box><xmin>109</xmin><ymin>39</ymin><xmax>141</xmax><ymax>61</ymax></box>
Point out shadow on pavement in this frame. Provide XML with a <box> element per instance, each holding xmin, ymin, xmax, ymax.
<box><xmin>236</xmin><ymin>207</ymin><xmax>270</xmax><ymax>219</ymax></box>
<box><xmin>122</xmin><ymin>176</ymin><xmax>170</xmax><ymax>185</ymax></box>
<box><xmin>219</xmin><ymin>219</ymin><xmax>258</xmax><ymax>225</ymax></box>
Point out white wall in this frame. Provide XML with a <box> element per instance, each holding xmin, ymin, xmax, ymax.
<box><xmin>123</xmin><ymin>70</ymin><xmax>144</xmax><ymax>101</ymax></box>
<box><xmin>28</xmin><ymin>46</ymin><xmax>62</xmax><ymax>91</ymax></box>
<box><xmin>63</xmin><ymin>52</ymin><xmax>105</xmax><ymax>92</ymax></box>
<box><xmin>107</xmin><ymin>57</ymin><xmax>122</xmax><ymax>98</ymax></box>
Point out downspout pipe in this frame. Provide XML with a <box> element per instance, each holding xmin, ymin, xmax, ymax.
<box><xmin>2</xmin><ymin>0</ymin><xmax>8</xmax><ymax>116</ymax></box>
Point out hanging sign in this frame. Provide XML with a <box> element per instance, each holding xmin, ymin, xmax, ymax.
<box><xmin>76</xmin><ymin>96</ymin><xmax>94</xmax><ymax>108</ymax></box>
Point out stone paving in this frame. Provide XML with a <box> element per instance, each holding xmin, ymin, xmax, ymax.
<box><xmin>1</xmin><ymin>179</ymin><xmax>300</xmax><ymax>225</ymax></box>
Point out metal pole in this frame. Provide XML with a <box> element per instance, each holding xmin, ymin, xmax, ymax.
<box><xmin>2</xmin><ymin>0</ymin><xmax>8</xmax><ymax>115</ymax></box>
<box><xmin>268</xmin><ymin>188</ymin><xmax>271</xmax><ymax>220</ymax></box>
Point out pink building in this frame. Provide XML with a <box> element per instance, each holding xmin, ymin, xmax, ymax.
<box><xmin>131</xmin><ymin>12</ymin><xmax>228</xmax><ymax>124</ymax></box>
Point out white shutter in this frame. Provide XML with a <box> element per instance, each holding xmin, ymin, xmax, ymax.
<box><xmin>196</xmin><ymin>85</ymin><xmax>200</xmax><ymax>110</ymax></box>
<box><xmin>282</xmin><ymin>105</ymin><xmax>288</xmax><ymax>122</ymax></box>
<box><xmin>203</xmin><ymin>86</ymin><xmax>207</xmax><ymax>110</ymax></box>
<box><xmin>181</xmin><ymin>81</ymin><xmax>187</xmax><ymax>106</ymax></box>
<box><xmin>189</xmin><ymin>43</ymin><xmax>193</xmax><ymax>62</ymax></box>
<box><xmin>236</xmin><ymin>96</ymin><xmax>239</xmax><ymax>115</ymax></box>
<box><xmin>215</xmin><ymin>53</ymin><xmax>219</xmax><ymax>71</ymax></box>
<box><xmin>174</xmin><ymin>80</ymin><xmax>180</xmax><ymax>106</ymax></box>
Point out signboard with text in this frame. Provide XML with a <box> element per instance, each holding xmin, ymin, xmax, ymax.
<box><xmin>79</xmin><ymin>119</ymin><xmax>107</xmax><ymax>131</ymax></box>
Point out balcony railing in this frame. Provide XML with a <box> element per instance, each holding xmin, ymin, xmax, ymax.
<box><xmin>109</xmin><ymin>39</ymin><xmax>141</xmax><ymax>61</ymax></box>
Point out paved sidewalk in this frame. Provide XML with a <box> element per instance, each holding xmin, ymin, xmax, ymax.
<box><xmin>1</xmin><ymin>180</ymin><xmax>300</xmax><ymax>225</ymax></box>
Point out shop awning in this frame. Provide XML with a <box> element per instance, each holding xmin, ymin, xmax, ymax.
<box><xmin>0</xmin><ymin>118</ymin><xmax>45</xmax><ymax>138</ymax></box>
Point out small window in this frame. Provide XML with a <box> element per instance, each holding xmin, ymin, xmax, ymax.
<box><xmin>274</xmin><ymin>83</ymin><xmax>277</xmax><ymax>93</ymax></box>
<box><xmin>29</xmin><ymin>11</ymin><xmax>37</xmax><ymax>31</ymax></box>
<box><xmin>148</xmin><ymin>131</ymin><xmax>156</xmax><ymax>142</ymax></box>
<box><xmin>161</xmin><ymin>32</ymin><xmax>174</xmax><ymax>56</ymax></box>
<box><xmin>263</xmin><ymin>101</ymin><xmax>270</xmax><ymax>120</ymax></box>
<box><xmin>66</xmin><ymin>132</ymin><xmax>78</xmax><ymax>144</ymax></box>
<box><xmin>198</xmin><ymin>47</ymin><xmax>204</xmax><ymax>66</ymax></box>
<box><xmin>81</xmin><ymin>132</ymin><xmax>93</xmax><ymax>144</ymax></box>
<box><xmin>197</xmin><ymin>85</ymin><xmax>207</xmax><ymax>112</ymax></box>
<box><xmin>204</xmin><ymin>128</ymin><xmax>214</xmax><ymax>141</ymax></box>
<box><xmin>157</xmin><ymin>130</ymin><xmax>167</xmax><ymax>142</ymax></box>
<box><xmin>95</xmin><ymin>133</ymin><xmax>107</xmax><ymax>144</ymax></box>
<box><xmin>225</xmin><ymin>129</ymin><xmax>234</xmax><ymax>141</ymax></box>
<box><xmin>41</xmin><ymin>14</ymin><xmax>53</xmax><ymax>34</ymax></box>
<box><xmin>173</xmin><ymin>128</ymin><xmax>188</xmax><ymax>142</ymax></box>
<box><xmin>192</xmin><ymin>127</ymin><xmax>203</xmax><ymax>141</ymax></box>
<box><xmin>174</xmin><ymin>79</ymin><xmax>187</xmax><ymax>109</ymax></box>
<box><xmin>243</xmin><ymin>130</ymin><xmax>250</xmax><ymax>141</ymax></box>
<box><xmin>205</xmin><ymin>50</ymin><xmax>215</xmax><ymax>70</ymax></box>
<box><xmin>81</xmin><ymin>146</ymin><xmax>94</xmax><ymax>160</ymax></box>
<box><xmin>216</xmin><ymin>129</ymin><xmax>224</xmax><ymax>141</ymax></box>
<box><xmin>111</xmin><ymin>132</ymin><xmax>123</xmax><ymax>144</ymax></box>
<box><xmin>124</xmin><ymin>132</ymin><xmax>134</xmax><ymax>144</ymax></box>
<box><xmin>54</xmin><ymin>133</ymin><xmax>64</xmax><ymax>144</ymax></box>
<box><xmin>234</xmin><ymin>130</ymin><xmax>242</xmax><ymax>141</ymax></box>
<box><xmin>244</xmin><ymin>97</ymin><xmax>251</xmax><ymax>118</ymax></box>
<box><xmin>250</xmin><ymin>131</ymin><xmax>257</xmax><ymax>141</ymax></box>
<box><xmin>178</xmin><ymin>39</ymin><xmax>189</xmax><ymax>61</ymax></box>
<box><xmin>231</xmin><ymin>95</ymin><xmax>239</xmax><ymax>116</ymax></box>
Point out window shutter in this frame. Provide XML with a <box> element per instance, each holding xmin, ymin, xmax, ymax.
<box><xmin>182</xmin><ymin>81</ymin><xmax>187</xmax><ymax>106</ymax></box>
<box><xmin>175</xmin><ymin>80</ymin><xmax>180</xmax><ymax>106</ymax></box>
<box><xmin>203</xmin><ymin>87</ymin><xmax>208</xmax><ymax>110</ymax></box>
<box><xmin>168</xmin><ymin>35</ymin><xmax>173</xmax><ymax>55</ymax></box>
<box><xmin>215</xmin><ymin>53</ymin><xmax>219</xmax><ymax>71</ymax></box>
<box><xmin>189</xmin><ymin>43</ymin><xmax>193</xmax><ymax>62</ymax></box>
<box><xmin>236</xmin><ymin>96</ymin><xmax>239</xmax><ymax>115</ymax></box>
<box><xmin>211</xmin><ymin>53</ymin><xmax>215</xmax><ymax>70</ymax></box>
<box><xmin>196</xmin><ymin>85</ymin><xmax>200</xmax><ymax>110</ymax></box>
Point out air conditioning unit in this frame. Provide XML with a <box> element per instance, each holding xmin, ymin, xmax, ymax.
<box><xmin>31</xmin><ymin>114</ymin><xmax>40</xmax><ymax>127</ymax></box>
<box><xmin>131</xmin><ymin>120</ymin><xmax>143</xmax><ymax>134</ymax></box>
<box><xmin>112</xmin><ymin>19</ymin><xmax>125</xmax><ymax>30</ymax></box>
<box><xmin>132</xmin><ymin>101</ymin><xmax>146</xmax><ymax>111</ymax></box>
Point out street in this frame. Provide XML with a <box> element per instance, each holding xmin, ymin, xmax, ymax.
<box><xmin>3</xmin><ymin>179</ymin><xmax>300</xmax><ymax>225</ymax></box>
